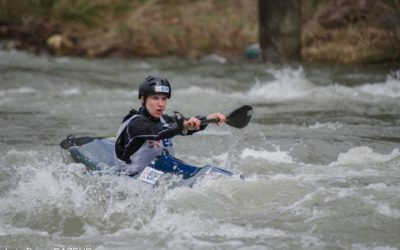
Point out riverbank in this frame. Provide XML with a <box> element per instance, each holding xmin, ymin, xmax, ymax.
<box><xmin>0</xmin><ymin>0</ymin><xmax>258</xmax><ymax>60</ymax></box>
<box><xmin>0</xmin><ymin>0</ymin><xmax>399</xmax><ymax>64</ymax></box>
<box><xmin>301</xmin><ymin>0</ymin><xmax>400</xmax><ymax>64</ymax></box>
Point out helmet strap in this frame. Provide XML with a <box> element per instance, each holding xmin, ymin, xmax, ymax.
<box><xmin>140</xmin><ymin>96</ymin><xmax>147</xmax><ymax>107</ymax></box>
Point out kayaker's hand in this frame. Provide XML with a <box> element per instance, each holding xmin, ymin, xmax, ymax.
<box><xmin>173</xmin><ymin>111</ymin><xmax>186</xmax><ymax>130</ymax></box>
<box><xmin>184</xmin><ymin>117</ymin><xmax>201</xmax><ymax>130</ymax></box>
<box><xmin>207</xmin><ymin>112</ymin><xmax>226</xmax><ymax>126</ymax></box>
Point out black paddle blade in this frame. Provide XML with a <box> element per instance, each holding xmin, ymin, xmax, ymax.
<box><xmin>226</xmin><ymin>105</ymin><xmax>253</xmax><ymax>129</ymax></box>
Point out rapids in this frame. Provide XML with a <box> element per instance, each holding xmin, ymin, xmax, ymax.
<box><xmin>0</xmin><ymin>50</ymin><xmax>399</xmax><ymax>249</ymax></box>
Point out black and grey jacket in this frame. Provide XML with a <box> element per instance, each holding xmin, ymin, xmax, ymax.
<box><xmin>115</xmin><ymin>107</ymin><xmax>206</xmax><ymax>173</ymax></box>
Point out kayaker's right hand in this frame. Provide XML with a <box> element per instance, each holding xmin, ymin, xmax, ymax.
<box><xmin>183</xmin><ymin>117</ymin><xmax>201</xmax><ymax>130</ymax></box>
<box><xmin>207</xmin><ymin>112</ymin><xmax>226</xmax><ymax>126</ymax></box>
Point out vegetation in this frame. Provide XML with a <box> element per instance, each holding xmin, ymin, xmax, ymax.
<box><xmin>301</xmin><ymin>0</ymin><xmax>400</xmax><ymax>63</ymax></box>
<box><xmin>0</xmin><ymin>0</ymin><xmax>258</xmax><ymax>59</ymax></box>
<box><xmin>0</xmin><ymin>0</ymin><xmax>399</xmax><ymax>63</ymax></box>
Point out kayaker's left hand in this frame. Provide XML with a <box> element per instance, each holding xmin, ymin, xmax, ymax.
<box><xmin>184</xmin><ymin>117</ymin><xmax>201</xmax><ymax>130</ymax></box>
<box><xmin>207</xmin><ymin>112</ymin><xmax>226</xmax><ymax>126</ymax></box>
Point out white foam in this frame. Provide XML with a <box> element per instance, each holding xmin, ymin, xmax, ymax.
<box><xmin>0</xmin><ymin>87</ymin><xmax>36</xmax><ymax>96</ymax></box>
<box><xmin>240</xmin><ymin>148</ymin><xmax>294</xmax><ymax>163</ymax></box>
<box><xmin>308</xmin><ymin>122</ymin><xmax>342</xmax><ymax>130</ymax></box>
<box><xmin>330</xmin><ymin>146</ymin><xmax>400</xmax><ymax>167</ymax></box>
<box><xmin>0</xmin><ymin>154</ymin><xmax>160</xmax><ymax>234</ymax></box>
<box><xmin>4</xmin><ymin>149</ymin><xmax>41</xmax><ymax>166</ymax></box>
<box><xmin>376</xmin><ymin>204</ymin><xmax>400</xmax><ymax>219</ymax></box>
<box><xmin>62</xmin><ymin>87</ymin><xmax>81</xmax><ymax>95</ymax></box>
<box><xmin>245</xmin><ymin>68</ymin><xmax>400</xmax><ymax>104</ymax></box>
<box><xmin>84</xmin><ymin>88</ymin><xmax>136</xmax><ymax>98</ymax></box>
<box><xmin>174</xmin><ymin>86</ymin><xmax>222</xmax><ymax>96</ymax></box>
<box><xmin>246</xmin><ymin>67</ymin><xmax>315</xmax><ymax>101</ymax></box>
<box><xmin>145</xmin><ymin>208</ymin><xmax>286</xmax><ymax>246</ymax></box>
<box><xmin>352</xmin><ymin>244</ymin><xmax>399</xmax><ymax>250</ymax></box>
<box><xmin>358</xmin><ymin>71</ymin><xmax>400</xmax><ymax>98</ymax></box>
<box><xmin>0</xmin><ymin>224</ymin><xmax>50</xmax><ymax>237</ymax></box>
<box><xmin>54</xmin><ymin>57</ymin><xmax>72</xmax><ymax>63</ymax></box>
<box><xmin>366</xmin><ymin>183</ymin><xmax>388</xmax><ymax>191</ymax></box>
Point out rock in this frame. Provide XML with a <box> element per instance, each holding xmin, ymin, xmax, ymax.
<box><xmin>201</xmin><ymin>53</ymin><xmax>227</xmax><ymax>64</ymax></box>
<box><xmin>46</xmin><ymin>34</ymin><xmax>73</xmax><ymax>54</ymax></box>
<box><xmin>3</xmin><ymin>40</ymin><xmax>22</xmax><ymax>50</ymax></box>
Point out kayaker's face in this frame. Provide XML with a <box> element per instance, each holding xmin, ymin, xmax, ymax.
<box><xmin>142</xmin><ymin>94</ymin><xmax>167</xmax><ymax>119</ymax></box>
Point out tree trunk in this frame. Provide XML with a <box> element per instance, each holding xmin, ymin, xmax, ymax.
<box><xmin>258</xmin><ymin>0</ymin><xmax>301</xmax><ymax>62</ymax></box>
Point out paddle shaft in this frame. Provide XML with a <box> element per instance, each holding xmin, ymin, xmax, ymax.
<box><xmin>200</xmin><ymin>118</ymin><xmax>220</xmax><ymax>125</ymax></box>
<box><xmin>199</xmin><ymin>105</ymin><xmax>253</xmax><ymax>129</ymax></box>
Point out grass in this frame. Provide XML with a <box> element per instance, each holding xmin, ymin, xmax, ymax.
<box><xmin>0</xmin><ymin>0</ymin><xmax>258</xmax><ymax>58</ymax></box>
<box><xmin>1</xmin><ymin>0</ymin><xmax>398</xmax><ymax>63</ymax></box>
<box><xmin>301</xmin><ymin>0</ymin><xmax>400</xmax><ymax>63</ymax></box>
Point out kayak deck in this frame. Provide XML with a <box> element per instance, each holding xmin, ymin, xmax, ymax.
<box><xmin>60</xmin><ymin>135</ymin><xmax>233</xmax><ymax>186</ymax></box>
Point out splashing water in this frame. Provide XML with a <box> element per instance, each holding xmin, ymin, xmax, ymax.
<box><xmin>1</xmin><ymin>51</ymin><xmax>400</xmax><ymax>249</ymax></box>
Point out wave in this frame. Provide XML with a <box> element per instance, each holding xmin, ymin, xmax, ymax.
<box><xmin>62</xmin><ymin>87</ymin><xmax>81</xmax><ymax>95</ymax></box>
<box><xmin>174</xmin><ymin>86</ymin><xmax>223</xmax><ymax>96</ymax></box>
<box><xmin>246</xmin><ymin>67</ymin><xmax>315</xmax><ymax>102</ymax></box>
<box><xmin>308</xmin><ymin>122</ymin><xmax>343</xmax><ymax>130</ymax></box>
<box><xmin>245</xmin><ymin>67</ymin><xmax>400</xmax><ymax>103</ymax></box>
<box><xmin>0</xmin><ymin>87</ymin><xmax>36</xmax><ymax>96</ymax></box>
<box><xmin>240</xmin><ymin>148</ymin><xmax>294</xmax><ymax>163</ymax></box>
<box><xmin>329</xmin><ymin>146</ymin><xmax>400</xmax><ymax>167</ymax></box>
<box><xmin>358</xmin><ymin>70</ymin><xmax>400</xmax><ymax>98</ymax></box>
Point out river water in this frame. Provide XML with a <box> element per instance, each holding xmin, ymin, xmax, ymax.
<box><xmin>0</xmin><ymin>50</ymin><xmax>399</xmax><ymax>250</ymax></box>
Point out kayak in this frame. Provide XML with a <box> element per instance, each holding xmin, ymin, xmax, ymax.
<box><xmin>59</xmin><ymin>106</ymin><xmax>253</xmax><ymax>186</ymax></box>
<box><xmin>60</xmin><ymin>135</ymin><xmax>234</xmax><ymax>187</ymax></box>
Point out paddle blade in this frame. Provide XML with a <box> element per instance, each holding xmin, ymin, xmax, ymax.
<box><xmin>226</xmin><ymin>105</ymin><xmax>253</xmax><ymax>129</ymax></box>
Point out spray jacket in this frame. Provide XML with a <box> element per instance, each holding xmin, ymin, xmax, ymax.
<box><xmin>115</xmin><ymin>107</ymin><xmax>206</xmax><ymax>174</ymax></box>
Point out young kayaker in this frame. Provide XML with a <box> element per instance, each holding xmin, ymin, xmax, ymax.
<box><xmin>115</xmin><ymin>74</ymin><xmax>226</xmax><ymax>175</ymax></box>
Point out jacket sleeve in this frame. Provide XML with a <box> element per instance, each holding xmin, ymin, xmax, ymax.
<box><xmin>182</xmin><ymin>115</ymin><xmax>208</xmax><ymax>135</ymax></box>
<box><xmin>127</xmin><ymin>115</ymin><xmax>183</xmax><ymax>141</ymax></box>
<box><xmin>160</xmin><ymin>114</ymin><xmax>210</xmax><ymax>136</ymax></box>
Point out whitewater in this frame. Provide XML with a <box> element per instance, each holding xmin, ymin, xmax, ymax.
<box><xmin>0</xmin><ymin>50</ymin><xmax>399</xmax><ymax>250</ymax></box>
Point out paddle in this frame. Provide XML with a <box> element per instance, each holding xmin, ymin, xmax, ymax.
<box><xmin>201</xmin><ymin>105</ymin><xmax>253</xmax><ymax>129</ymax></box>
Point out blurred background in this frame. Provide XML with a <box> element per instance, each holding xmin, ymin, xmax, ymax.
<box><xmin>0</xmin><ymin>0</ymin><xmax>399</xmax><ymax>64</ymax></box>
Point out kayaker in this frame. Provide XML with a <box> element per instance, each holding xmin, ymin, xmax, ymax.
<box><xmin>115</xmin><ymin>74</ymin><xmax>226</xmax><ymax>175</ymax></box>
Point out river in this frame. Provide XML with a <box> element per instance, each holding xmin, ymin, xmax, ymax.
<box><xmin>0</xmin><ymin>50</ymin><xmax>399</xmax><ymax>250</ymax></box>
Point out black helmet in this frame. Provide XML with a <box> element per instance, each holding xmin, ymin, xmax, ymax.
<box><xmin>138</xmin><ymin>75</ymin><xmax>171</xmax><ymax>99</ymax></box>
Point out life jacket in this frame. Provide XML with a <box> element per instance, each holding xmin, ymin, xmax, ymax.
<box><xmin>115</xmin><ymin>114</ymin><xmax>175</xmax><ymax>175</ymax></box>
